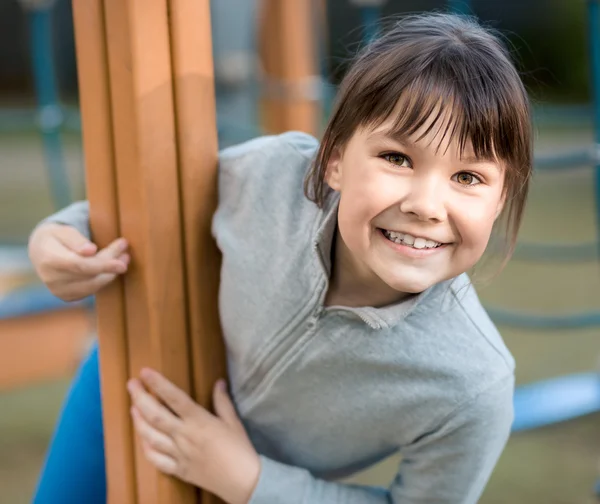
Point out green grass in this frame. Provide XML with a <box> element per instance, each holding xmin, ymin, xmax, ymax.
<box><xmin>0</xmin><ymin>380</ymin><xmax>70</xmax><ymax>504</ymax></box>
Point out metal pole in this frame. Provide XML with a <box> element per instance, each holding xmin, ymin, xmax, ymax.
<box><xmin>349</xmin><ymin>0</ymin><xmax>385</xmax><ymax>44</ymax></box>
<box><xmin>588</xmin><ymin>0</ymin><xmax>600</xmax><ymax>256</ymax></box>
<box><xmin>447</xmin><ymin>0</ymin><xmax>472</xmax><ymax>15</ymax></box>
<box><xmin>27</xmin><ymin>3</ymin><xmax>71</xmax><ymax>209</ymax></box>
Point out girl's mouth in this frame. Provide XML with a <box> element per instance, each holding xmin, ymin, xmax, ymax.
<box><xmin>379</xmin><ymin>228</ymin><xmax>444</xmax><ymax>249</ymax></box>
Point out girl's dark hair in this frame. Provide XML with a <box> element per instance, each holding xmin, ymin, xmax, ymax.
<box><xmin>305</xmin><ymin>12</ymin><xmax>532</xmax><ymax>266</ymax></box>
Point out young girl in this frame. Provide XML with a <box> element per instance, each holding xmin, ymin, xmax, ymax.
<box><xmin>29</xmin><ymin>12</ymin><xmax>531</xmax><ymax>504</ymax></box>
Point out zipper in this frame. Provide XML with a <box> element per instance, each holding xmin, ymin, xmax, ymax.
<box><xmin>236</xmin><ymin>277</ymin><xmax>328</xmax><ymax>407</ymax></box>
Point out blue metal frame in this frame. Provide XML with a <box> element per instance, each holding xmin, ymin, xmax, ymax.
<box><xmin>590</xmin><ymin>0</ymin><xmax>600</xmax><ymax>254</ymax></box>
<box><xmin>447</xmin><ymin>0</ymin><xmax>471</xmax><ymax>15</ymax></box>
<box><xmin>358</xmin><ymin>5</ymin><xmax>383</xmax><ymax>43</ymax></box>
<box><xmin>29</xmin><ymin>6</ymin><xmax>71</xmax><ymax>210</ymax></box>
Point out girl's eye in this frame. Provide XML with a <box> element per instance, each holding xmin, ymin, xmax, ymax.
<box><xmin>454</xmin><ymin>172</ymin><xmax>481</xmax><ymax>186</ymax></box>
<box><xmin>382</xmin><ymin>153</ymin><xmax>411</xmax><ymax>167</ymax></box>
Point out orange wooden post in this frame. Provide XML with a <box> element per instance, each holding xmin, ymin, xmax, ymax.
<box><xmin>72</xmin><ymin>1</ymin><xmax>137</xmax><ymax>503</ymax></box>
<box><xmin>72</xmin><ymin>0</ymin><xmax>225</xmax><ymax>503</ymax></box>
<box><xmin>168</xmin><ymin>1</ymin><xmax>226</xmax><ymax>502</ymax></box>
<box><xmin>259</xmin><ymin>0</ymin><xmax>321</xmax><ymax>136</ymax></box>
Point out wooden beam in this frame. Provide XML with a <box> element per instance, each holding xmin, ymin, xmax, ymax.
<box><xmin>71</xmin><ymin>1</ymin><xmax>137</xmax><ymax>503</ymax></box>
<box><xmin>101</xmin><ymin>0</ymin><xmax>197</xmax><ymax>502</ymax></box>
<box><xmin>74</xmin><ymin>0</ymin><xmax>224</xmax><ymax>502</ymax></box>
<box><xmin>259</xmin><ymin>0</ymin><xmax>321</xmax><ymax>135</ymax></box>
<box><xmin>0</xmin><ymin>308</ymin><xmax>92</xmax><ymax>391</ymax></box>
<box><xmin>168</xmin><ymin>1</ymin><xmax>225</xmax><ymax>502</ymax></box>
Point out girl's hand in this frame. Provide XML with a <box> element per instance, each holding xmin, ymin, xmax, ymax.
<box><xmin>28</xmin><ymin>223</ymin><xmax>129</xmax><ymax>301</ymax></box>
<box><xmin>127</xmin><ymin>369</ymin><xmax>261</xmax><ymax>504</ymax></box>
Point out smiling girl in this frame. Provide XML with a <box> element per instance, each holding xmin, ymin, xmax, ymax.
<box><xmin>30</xmin><ymin>12</ymin><xmax>531</xmax><ymax>504</ymax></box>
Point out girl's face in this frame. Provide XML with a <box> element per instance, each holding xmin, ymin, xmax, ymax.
<box><xmin>326</xmin><ymin>114</ymin><xmax>506</xmax><ymax>300</ymax></box>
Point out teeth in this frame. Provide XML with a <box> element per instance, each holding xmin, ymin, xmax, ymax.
<box><xmin>413</xmin><ymin>238</ymin><xmax>426</xmax><ymax>249</ymax></box>
<box><xmin>382</xmin><ymin>229</ymin><xmax>441</xmax><ymax>249</ymax></box>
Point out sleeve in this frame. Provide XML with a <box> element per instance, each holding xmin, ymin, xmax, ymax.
<box><xmin>38</xmin><ymin>200</ymin><xmax>91</xmax><ymax>240</ymax></box>
<box><xmin>248</xmin><ymin>375</ymin><xmax>514</xmax><ymax>504</ymax></box>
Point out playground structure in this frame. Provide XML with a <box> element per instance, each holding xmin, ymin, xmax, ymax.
<box><xmin>1</xmin><ymin>0</ymin><xmax>600</xmax><ymax>501</ymax></box>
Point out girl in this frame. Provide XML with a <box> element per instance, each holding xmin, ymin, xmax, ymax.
<box><xmin>29</xmin><ymin>12</ymin><xmax>531</xmax><ymax>504</ymax></box>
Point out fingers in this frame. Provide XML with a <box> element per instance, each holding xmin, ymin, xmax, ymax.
<box><xmin>57</xmin><ymin>238</ymin><xmax>129</xmax><ymax>277</ymax></box>
<box><xmin>97</xmin><ymin>237</ymin><xmax>129</xmax><ymax>261</ymax></box>
<box><xmin>213</xmin><ymin>380</ymin><xmax>243</xmax><ymax>431</ymax></box>
<box><xmin>55</xmin><ymin>225</ymin><xmax>98</xmax><ymax>255</ymax></box>
<box><xmin>57</xmin><ymin>272</ymin><xmax>120</xmax><ymax>300</ymax></box>
<box><xmin>140</xmin><ymin>440</ymin><xmax>178</xmax><ymax>476</ymax></box>
<box><xmin>139</xmin><ymin>368</ymin><xmax>208</xmax><ymax>421</ymax></box>
<box><xmin>128</xmin><ymin>378</ymin><xmax>182</xmax><ymax>435</ymax></box>
<box><xmin>131</xmin><ymin>406</ymin><xmax>177</xmax><ymax>455</ymax></box>
<box><xmin>73</xmin><ymin>238</ymin><xmax>129</xmax><ymax>276</ymax></box>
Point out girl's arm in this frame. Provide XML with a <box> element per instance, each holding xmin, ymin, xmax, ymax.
<box><xmin>249</xmin><ymin>376</ymin><xmax>514</xmax><ymax>504</ymax></box>
<box><xmin>39</xmin><ymin>200</ymin><xmax>92</xmax><ymax>239</ymax></box>
<box><xmin>29</xmin><ymin>201</ymin><xmax>128</xmax><ymax>301</ymax></box>
<box><xmin>129</xmin><ymin>370</ymin><xmax>514</xmax><ymax>504</ymax></box>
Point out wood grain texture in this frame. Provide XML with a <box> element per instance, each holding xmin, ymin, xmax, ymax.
<box><xmin>167</xmin><ymin>1</ymin><xmax>225</xmax><ymax>502</ymax></box>
<box><xmin>71</xmin><ymin>1</ymin><xmax>137</xmax><ymax>502</ymax></box>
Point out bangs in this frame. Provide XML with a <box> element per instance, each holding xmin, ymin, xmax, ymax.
<box><xmin>359</xmin><ymin>50</ymin><xmax>523</xmax><ymax>166</ymax></box>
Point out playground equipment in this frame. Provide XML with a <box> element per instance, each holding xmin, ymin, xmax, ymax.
<box><xmin>2</xmin><ymin>0</ymin><xmax>600</xmax><ymax>499</ymax></box>
<box><xmin>71</xmin><ymin>0</ymin><xmax>225</xmax><ymax>502</ymax></box>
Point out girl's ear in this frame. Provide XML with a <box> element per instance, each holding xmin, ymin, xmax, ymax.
<box><xmin>325</xmin><ymin>147</ymin><xmax>343</xmax><ymax>191</ymax></box>
<box><xmin>495</xmin><ymin>191</ymin><xmax>507</xmax><ymax>219</ymax></box>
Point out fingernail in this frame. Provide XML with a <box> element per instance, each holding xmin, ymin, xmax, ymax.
<box><xmin>217</xmin><ymin>379</ymin><xmax>227</xmax><ymax>391</ymax></box>
<box><xmin>140</xmin><ymin>368</ymin><xmax>153</xmax><ymax>380</ymax></box>
<box><xmin>79</xmin><ymin>242</ymin><xmax>96</xmax><ymax>253</ymax></box>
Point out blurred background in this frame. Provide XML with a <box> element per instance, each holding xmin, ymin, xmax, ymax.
<box><xmin>1</xmin><ymin>0</ymin><xmax>600</xmax><ymax>502</ymax></box>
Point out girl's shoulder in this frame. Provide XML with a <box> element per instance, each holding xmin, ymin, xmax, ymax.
<box><xmin>411</xmin><ymin>274</ymin><xmax>515</xmax><ymax>376</ymax></box>
<box><xmin>212</xmin><ymin>132</ymin><xmax>323</xmax><ymax>253</ymax></box>
<box><xmin>218</xmin><ymin>131</ymin><xmax>319</xmax><ymax>171</ymax></box>
<box><xmin>215</xmin><ymin>131</ymin><xmax>321</xmax><ymax>224</ymax></box>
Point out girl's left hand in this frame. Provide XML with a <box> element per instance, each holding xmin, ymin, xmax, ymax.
<box><xmin>127</xmin><ymin>369</ymin><xmax>260</xmax><ymax>504</ymax></box>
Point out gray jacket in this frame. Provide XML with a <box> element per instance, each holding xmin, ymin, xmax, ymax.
<box><xmin>45</xmin><ymin>132</ymin><xmax>515</xmax><ymax>504</ymax></box>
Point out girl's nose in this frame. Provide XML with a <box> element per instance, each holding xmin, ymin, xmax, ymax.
<box><xmin>398</xmin><ymin>176</ymin><xmax>447</xmax><ymax>222</ymax></box>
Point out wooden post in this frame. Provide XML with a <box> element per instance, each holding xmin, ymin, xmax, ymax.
<box><xmin>72</xmin><ymin>2</ymin><xmax>137</xmax><ymax>503</ymax></box>
<box><xmin>168</xmin><ymin>1</ymin><xmax>226</xmax><ymax>502</ymax></box>
<box><xmin>72</xmin><ymin>0</ymin><xmax>224</xmax><ymax>503</ymax></box>
<box><xmin>259</xmin><ymin>0</ymin><xmax>321</xmax><ymax>136</ymax></box>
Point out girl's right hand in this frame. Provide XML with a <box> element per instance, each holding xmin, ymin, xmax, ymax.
<box><xmin>28</xmin><ymin>223</ymin><xmax>130</xmax><ymax>302</ymax></box>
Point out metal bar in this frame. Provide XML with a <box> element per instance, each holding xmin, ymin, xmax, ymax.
<box><xmin>360</xmin><ymin>6</ymin><xmax>382</xmax><ymax>43</ymax></box>
<box><xmin>512</xmin><ymin>241</ymin><xmax>598</xmax><ymax>262</ymax></box>
<box><xmin>588</xmin><ymin>0</ymin><xmax>600</xmax><ymax>255</ymax></box>
<box><xmin>447</xmin><ymin>0</ymin><xmax>472</xmax><ymax>15</ymax></box>
<box><xmin>29</xmin><ymin>7</ymin><xmax>71</xmax><ymax>210</ymax></box>
<box><xmin>485</xmin><ymin>306</ymin><xmax>600</xmax><ymax>329</ymax></box>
